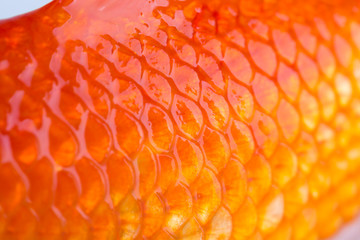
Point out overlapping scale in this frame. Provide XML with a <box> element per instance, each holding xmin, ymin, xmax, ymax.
<box><xmin>1</xmin><ymin>0</ymin><xmax>360</xmax><ymax>239</ymax></box>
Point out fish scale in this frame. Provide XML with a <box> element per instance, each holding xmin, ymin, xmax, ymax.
<box><xmin>1</xmin><ymin>0</ymin><xmax>360</xmax><ymax>239</ymax></box>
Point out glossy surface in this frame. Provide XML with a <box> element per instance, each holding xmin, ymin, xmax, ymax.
<box><xmin>1</xmin><ymin>0</ymin><xmax>360</xmax><ymax>239</ymax></box>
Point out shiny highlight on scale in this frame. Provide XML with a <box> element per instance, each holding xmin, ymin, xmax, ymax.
<box><xmin>1</xmin><ymin>0</ymin><xmax>360</xmax><ymax>239</ymax></box>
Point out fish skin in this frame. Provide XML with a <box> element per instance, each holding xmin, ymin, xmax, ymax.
<box><xmin>1</xmin><ymin>0</ymin><xmax>360</xmax><ymax>239</ymax></box>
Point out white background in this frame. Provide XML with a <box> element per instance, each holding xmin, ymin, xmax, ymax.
<box><xmin>0</xmin><ymin>0</ymin><xmax>52</xmax><ymax>20</ymax></box>
<box><xmin>0</xmin><ymin>0</ymin><xmax>359</xmax><ymax>239</ymax></box>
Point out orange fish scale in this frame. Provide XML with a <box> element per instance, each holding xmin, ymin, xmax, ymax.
<box><xmin>1</xmin><ymin>0</ymin><xmax>360</xmax><ymax>239</ymax></box>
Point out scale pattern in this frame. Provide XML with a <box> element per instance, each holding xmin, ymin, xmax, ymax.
<box><xmin>1</xmin><ymin>0</ymin><xmax>360</xmax><ymax>239</ymax></box>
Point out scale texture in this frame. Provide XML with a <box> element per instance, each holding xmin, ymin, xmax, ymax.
<box><xmin>1</xmin><ymin>0</ymin><xmax>360</xmax><ymax>239</ymax></box>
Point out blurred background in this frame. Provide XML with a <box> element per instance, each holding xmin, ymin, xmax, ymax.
<box><xmin>0</xmin><ymin>0</ymin><xmax>52</xmax><ymax>20</ymax></box>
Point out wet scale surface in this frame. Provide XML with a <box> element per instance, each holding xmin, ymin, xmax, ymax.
<box><xmin>1</xmin><ymin>0</ymin><xmax>360</xmax><ymax>239</ymax></box>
